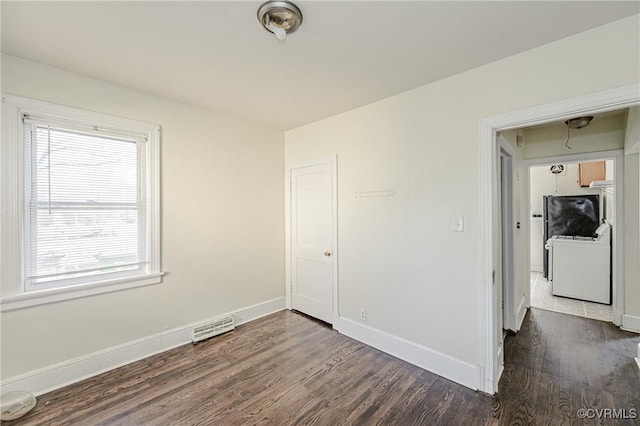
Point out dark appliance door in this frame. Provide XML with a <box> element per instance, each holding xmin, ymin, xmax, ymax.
<box><xmin>542</xmin><ymin>194</ymin><xmax>600</xmax><ymax>279</ymax></box>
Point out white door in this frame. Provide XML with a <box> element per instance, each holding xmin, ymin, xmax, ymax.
<box><xmin>291</xmin><ymin>163</ymin><xmax>334</xmax><ymax>324</ymax></box>
<box><xmin>500</xmin><ymin>149</ymin><xmax>515</xmax><ymax>332</ymax></box>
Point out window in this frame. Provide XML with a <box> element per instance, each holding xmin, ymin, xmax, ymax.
<box><xmin>1</xmin><ymin>95</ymin><xmax>162</xmax><ymax>310</ymax></box>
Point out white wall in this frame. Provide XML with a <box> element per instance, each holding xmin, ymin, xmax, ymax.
<box><xmin>523</xmin><ymin>114</ymin><xmax>626</xmax><ymax>159</ymax></box>
<box><xmin>529</xmin><ymin>163</ymin><xmax>604</xmax><ymax>215</ymax></box>
<box><xmin>285</xmin><ymin>16</ymin><xmax>639</xmax><ymax>369</ymax></box>
<box><xmin>0</xmin><ymin>55</ymin><xmax>285</xmax><ymax>379</ymax></box>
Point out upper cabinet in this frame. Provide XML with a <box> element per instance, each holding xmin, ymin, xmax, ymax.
<box><xmin>578</xmin><ymin>161</ymin><xmax>606</xmax><ymax>187</ymax></box>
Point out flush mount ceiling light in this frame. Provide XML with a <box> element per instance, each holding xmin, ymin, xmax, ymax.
<box><xmin>564</xmin><ymin>116</ymin><xmax>594</xmax><ymax>149</ymax></box>
<box><xmin>565</xmin><ymin>116</ymin><xmax>594</xmax><ymax>129</ymax></box>
<box><xmin>258</xmin><ymin>0</ymin><xmax>303</xmax><ymax>41</ymax></box>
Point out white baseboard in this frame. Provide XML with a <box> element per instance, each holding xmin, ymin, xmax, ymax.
<box><xmin>496</xmin><ymin>344</ymin><xmax>504</xmax><ymax>387</ymax></box>
<box><xmin>0</xmin><ymin>297</ymin><xmax>285</xmax><ymax>396</ymax></box>
<box><xmin>515</xmin><ymin>296</ymin><xmax>527</xmax><ymax>331</ymax></box>
<box><xmin>337</xmin><ymin>317</ymin><xmax>480</xmax><ymax>390</ymax></box>
<box><xmin>232</xmin><ymin>297</ymin><xmax>285</xmax><ymax>326</ymax></box>
<box><xmin>621</xmin><ymin>314</ymin><xmax>640</xmax><ymax>334</ymax></box>
<box><xmin>496</xmin><ymin>363</ymin><xmax>505</xmax><ymax>389</ymax></box>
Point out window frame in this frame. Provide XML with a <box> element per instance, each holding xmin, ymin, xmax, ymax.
<box><xmin>1</xmin><ymin>95</ymin><xmax>162</xmax><ymax>311</ymax></box>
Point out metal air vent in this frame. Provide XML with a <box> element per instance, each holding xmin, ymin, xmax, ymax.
<box><xmin>192</xmin><ymin>315</ymin><xmax>235</xmax><ymax>343</ymax></box>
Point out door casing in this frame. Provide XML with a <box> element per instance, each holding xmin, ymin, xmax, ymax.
<box><xmin>499</xmin><ymin>137</ymin><xmax>516</xmax><ymax>334</ymax></box>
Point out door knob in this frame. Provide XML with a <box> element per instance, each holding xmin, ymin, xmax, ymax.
<box><xmin>324</xmin><ymin>251</ymin><xmax>332</xmax><ymax>257</ymax></box>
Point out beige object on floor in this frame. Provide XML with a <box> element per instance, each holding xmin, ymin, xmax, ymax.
<box><xmin>0</xmin><ymin>391</ymin><xmax>37</xmax><ymax>421</ymax></box>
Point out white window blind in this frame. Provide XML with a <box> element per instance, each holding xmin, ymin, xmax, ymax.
<box><xmin>23</xmin><ymin>115</ymin><xmax>149</xmax><ymax>291</ymax></box>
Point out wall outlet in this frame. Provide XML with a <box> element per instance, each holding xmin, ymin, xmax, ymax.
<box><xmin>360</xmin><ymin>308</ymin><xmax>366</xmax><ymax>321</ymax></box>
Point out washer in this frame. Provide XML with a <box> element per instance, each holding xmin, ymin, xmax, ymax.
<box><xmin>545</xmin><ymin>223</ymin><xmax>611</xmax><ymax>304</ymax></box>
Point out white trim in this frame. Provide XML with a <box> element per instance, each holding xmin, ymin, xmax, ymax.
<box><xmin>1</xmin><ymin>95</ymin><xmax>159</xmax><ymax>133</ymax></box>
<box><xmin>338</xmin><ymin>317</ymin><xmax>480</xmax><ymax>390</ymax></box>
<box><xmin>285</xmin><ymin>156</ymin><xmax>337</xmax><ymax>170</ymax></box>
<box><xmin>498</xmin><ymin>133</ymin><xmax>516</xmax><ymax>156</ymax></box>
<box><xmin>478</xmin><ymin>120</ymin><xmax>496</xmax><ymax>394</ymax></box>
<box><xmin>611</xmin><ymin>152</ymin><xmax>624</xmax><ymax>325</ymax></box>
<box><xmin>485</xmin><ymin>85</ymin><xmax>640</xmax><ymax>131</ymax></box>
<box><xmin>622</xmin><ymin>314</ymin><xmax>640</xmax><ymax>334</ymax></box>
<box><xmin>284</xmin><ymin>169</ymin><xmax>292</xmax><ymax>310</ymax></box>
<box><xmin>626</xmin><ymin>141</ymin><xmax>640</xmax><ymax>155</ymax></box>
<box><xmin>285</xmin><ymin>156</ymin><xmax>339</xmax><ymax>326</ymax></box>
<box><xmin>516</xmin><ymin>296</ymin><xmax>527</xmax><ymax>331</ymax></box>
<box><xmin>1</xmin><ymin>273</ymin><xmax>163</xmax><ymax>312</ymax></box>
<box><xmin>499</xmin><ymin>137</ymin><xmax>516</xmax><ymax>332</ymax></box>
<box><xmin>0</xmin><ymin>297</ymin><xmax>285</xmax><ymax>396</ymax></box>
<box><xmin>1</xmin><ymin>95</ymin><xmax>23</xmax><ymax>298</ymax></box>
<box><xmin>522</xmin><ymin>167</ymin><xmax>533</xmax><ymax>310</ymax></box>
<box><xmin>230</xmin><ymin>297</ymin><xmax>285</xmax><ymax>326</ymax></box>
<box><xmin>149</xmin><ymin>125</ymin><xmax>162</xmax><ymax>282</ymax></box>
<box><xmin>331</xmin><ymin>158</ymin><xmax>339</xmax><ymax>327</ymax></box>
<box><xmin>479</xmin><ymin>84</ymin><xmax>640</xmax><ymax>395</ymax></box>
<box><xmin>495</xmin><ymin>345</ymin><xmax>504</xmax><ymax>388</ymax></box>
<box><xmin>522</xmin><ymin>149</ymin><xmax>623</xmax><ymax>165</ymax></box>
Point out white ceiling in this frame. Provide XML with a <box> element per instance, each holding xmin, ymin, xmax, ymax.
<box><xmin>2</xmin><ymin>1</ymin><xmax>638</xmax><ymax>130</ymax></box>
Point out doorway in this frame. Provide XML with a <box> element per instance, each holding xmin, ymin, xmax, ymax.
<box><xmin>527</xmin><ymin>157</ymin><xmax>616</xmax><ymax>322</ymax></box>
<box><xmin>285</xmin><ymin>157</ymin><xmax>338</xmax><ymax>325</ymax></box>
<box><xmin>478</xmin><ymin>84</ymin><xmax>639</xmax><ymax>394</ymax></box>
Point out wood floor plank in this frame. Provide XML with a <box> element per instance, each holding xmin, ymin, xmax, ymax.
<box><xmin>6</xmin><ymin>308</ymin><xmax>639</xmax><ymax>425</ymax></box>
<box><xmin>118</xmin><ymin>322</ymin><xmax>332</xmax><ymax>425</ymax></box>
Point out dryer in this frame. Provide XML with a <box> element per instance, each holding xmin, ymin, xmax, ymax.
<box><xmin>545</xmin><ymin>223</ymin><xmax>611</xmax><ymax>304</ymax></box>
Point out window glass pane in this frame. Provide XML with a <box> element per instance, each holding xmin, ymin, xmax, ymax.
<box><xmin>34</xmin><ymin>126</ymin><xmax>138</xmax><ymax>204</ymax></box>
<box><xmin>29</xmin><ymin>208</ymin><xmax>140</xmax><ymax>284</ymax></box>
<box><xmin>26</xmin><ymin>123</ymin><xmax>144</xmax><ymax>288</ymax></box>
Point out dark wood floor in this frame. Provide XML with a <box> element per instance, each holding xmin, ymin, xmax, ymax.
<box><xmin>500</xmin><ymin>309</ymin><xmax>640</xmax><ymax>425</ymax></box>
<box><xmin>6</xmin><ymin>308</ymin><xmax>640</xmax><ymax>425</ymax></box>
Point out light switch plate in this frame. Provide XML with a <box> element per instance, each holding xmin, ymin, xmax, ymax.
<box><xmin>452</xmin><ymin>216</ymin><xmax>464</xmax><ymax>232</ymax></box>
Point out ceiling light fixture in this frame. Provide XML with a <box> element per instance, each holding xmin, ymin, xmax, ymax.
<box><xmin>564</xmin><ymin>116</ymin><xmax>594</xmax><ymax>150</ymax></box>
<box><xmin>258</xmin><ymin>0</ymin><xmax>303</xmax><ymax>42</ymax></box>
<box><xmin>565</xmin><ymin>116</ymin><xmax>594</xmax><ymax>130</ymax></box>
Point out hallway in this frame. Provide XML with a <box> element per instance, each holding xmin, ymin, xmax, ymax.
<box><xmin>501</xmin><ymin>308</ymin><xmax>639</xmax><ymax>423</ymax></box>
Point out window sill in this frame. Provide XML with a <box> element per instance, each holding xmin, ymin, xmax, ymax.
<box><xmin>0</xmin><ymin>273</ymin><xmax>164</xmax><ymax>312</ymax></box>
